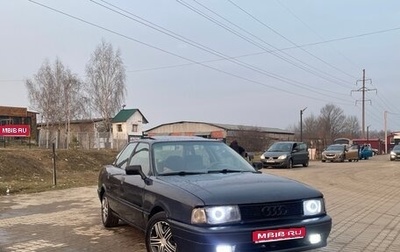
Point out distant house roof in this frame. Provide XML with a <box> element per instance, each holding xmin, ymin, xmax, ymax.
<box><xmin>146</xmin><ymin>121</ymin><xmax>293</xmax><ymax>135</ymax></box>
<box><xmin>112</xmin><ymin>109</ymin><xmax>149</xmax><ymax>124</ymax></box>
<box><xmin>210</xmin><ymin>122</ymin><xmax>293</xmax><ymax>134</ymax></box>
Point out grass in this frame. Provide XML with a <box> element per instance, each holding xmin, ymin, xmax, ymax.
<box><xmin>0</xmin><ymin>148</ymin><xmax>118</xmax><ymax>195</ymax></box>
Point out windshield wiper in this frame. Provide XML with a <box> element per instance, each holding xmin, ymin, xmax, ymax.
<box><xmin>207</xmin><ymin>169</ymin><xmax>243</xmax><ymax>174</ymax></box>
<box><xmin>160</xmin><ymin>171</ymin><xmax>206</xmax><ymax>176</ymax></box>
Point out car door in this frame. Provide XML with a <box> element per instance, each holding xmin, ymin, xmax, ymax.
<box><xmin>292</xmin><ymin>143</ymin><xmax>302</xmax><ymax>165</ymax></box>
<box><xmin>106</xmin><ymin>142</ymin><xmax>137</xmax><ymax>213</ymax></box>
<box><xmin>293</xmin><ymin>143</ymin><xmax>308</xmax><ymax>165</ymax></box>
<box><xmin>346</xmin><ymin>145</ymin><xmax>359</xmax><ymax>160</ymax></box>
<box><xmin>120</xmin><ymin>142</ymin><xmax>149</xmax><ymax>228</ymax></box>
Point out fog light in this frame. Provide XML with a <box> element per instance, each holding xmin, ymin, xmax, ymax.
<box><xmin>309</xmin><ymin>234</ymin><xmax>322</xmax><ymax>244</ymax></box>
<box><xmin>216</xmin><ymin>244</ymin><xmax>235</xmax><ymax>252</ymax></box>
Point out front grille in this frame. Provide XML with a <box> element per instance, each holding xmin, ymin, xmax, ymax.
<box><xmin>240</xmin><ymin>201</ymin><xmax>303</xmax><ymax>222</ymax></box>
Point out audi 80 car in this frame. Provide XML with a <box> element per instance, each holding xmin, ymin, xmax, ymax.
<box><xmin>97</xmin><ymin>136</ymin><xmax>331</xmax><ymax>252</ymax></box>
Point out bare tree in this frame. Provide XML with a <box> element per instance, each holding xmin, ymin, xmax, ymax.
<box><xmin>85</xmin><ymin>40</ymin><xmax>126</xmax><ymax>132</ymax></box>
<box><xmin>342</xmin><ymin>115</ymin><xmax>361</xmax><ymax>139</ymax></box>
<box><xmin>318</xmin><ymin>104</ymin><xmax>346</xmax><ymax>143</ymax></box>
<box><xmin>232</xmin><ymin>126</ymin><xmax>273</xmax><ymax>152</ymax></box>
<box><xmin>26</xmin><ymin>59</ymin><xmax>58</xmax><ymax>126</ymax></box>
<box><xmin>26</xmin><ymin>59</ymin><xmax>84</xmax><ymax>124</ymax></box>
<box><xmin>26</xmin><ymin>58</ymin><xmax>85</xmax><ymax>147</ymax></box>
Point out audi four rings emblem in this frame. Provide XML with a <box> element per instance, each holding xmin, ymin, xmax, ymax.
<box><xmin>261</xmin><ymin>205</ymin><xmax>288</xmax><ymax>217</ymax></box>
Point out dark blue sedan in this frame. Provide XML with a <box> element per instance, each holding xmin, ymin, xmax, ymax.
<box><xmin>97</xmin><ymin>136</ymin><xmax>332</xmax><ymax>252</ymax></box>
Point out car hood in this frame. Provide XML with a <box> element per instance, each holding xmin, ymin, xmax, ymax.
<box><xmin>263</xmin><ymin>151</ymin><xmax>290</xmax><ymax>157</ymax></box>
<box><xmin>157</xmin><ymin>172</ymin><xmax>322</xmax><ymax>205</ymax></box>
<box><xmin>323</xmin><ymin>150</ymin><xmax>342</xmax><ymax>154</ymax></box>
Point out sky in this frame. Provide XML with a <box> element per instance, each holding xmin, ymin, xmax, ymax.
<box><xmin>1</xmin><ymin>0</ymin><xmax>400</xmax><ymax>133</ymax></box>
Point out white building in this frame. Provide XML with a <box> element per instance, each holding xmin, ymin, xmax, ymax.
<box><xmin>112</xmin><ymin>108</ymin><xmax>148</xmax><ymax>149</ymax></box>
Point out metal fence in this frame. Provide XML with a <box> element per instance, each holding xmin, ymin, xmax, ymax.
<box><xmin>37</xmin><ymin>130</ymin><xmax>128</xmax><ymax>150</ymax></box>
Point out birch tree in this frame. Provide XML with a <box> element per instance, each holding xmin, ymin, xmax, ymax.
<box><xmin>26</xmin><ymin>58</ymin><xmax>85</xmax><ymax>147</ymax></box>
<box><xmin>85</xmin><ymin>40</ymin><xmax>126</xmax><ymax>132</ymax></box>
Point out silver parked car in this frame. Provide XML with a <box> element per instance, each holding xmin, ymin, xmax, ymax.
<box><xmin>390</xmin><ymin>145</ymin><xmax>400</xmax><ymax>161</ymax></box>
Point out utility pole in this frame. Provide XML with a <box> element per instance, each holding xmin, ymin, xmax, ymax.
<box><xmin>384</xmin><ymin>111</ymin><xmax>387</xmax><ymax>154</ymax></box>
<box><xmin>300</xmin><ymin>107</ymin><xmax>307</xmax><ymax>142</ymax></box>
<box><xmin>351</xmin><ymin>69</ymin><xmax>376</xmax><ymax>138</ymax></box>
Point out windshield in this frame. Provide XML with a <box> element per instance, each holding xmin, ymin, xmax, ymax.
<box><xmin>267</xmin><ymin>142</ymin><xmax>292</xmax><ymax>152</ymax></box>
<box><xmin>153</xmin><ymin>141</ymin><xmax>255</xmax><ymax>176</ymax></box>
<box><xmin>393</xmin><ymin>145</ymin><xmax>400</xmax><ymax>151</ymax></box>
<box><xmin>326</xmin><ymin>145</ymin><xmax>344</xmax><ymax>151</ymax></box>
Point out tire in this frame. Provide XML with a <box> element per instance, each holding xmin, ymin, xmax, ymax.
<box><xmin>287</xmin><ymin>159</ymin><xmax>293</xmax><ymax>169</ymax></box>
<box><xmin>321</xmin><ymin>160</ymin><xmax>326</xmax><ymax>163</ymax></box>
<box><xmin>101</xmin><ymin>194</ymin><xmax>119</xmax><ymax>228</ymax></box>
<box><xmin>146</xmin><ymin>212</ymin><xmax>177</xmax><ymax>252</ymax></box>
<box><xmin>302</xmin><ymin>160</ymin><xmax>309</xmax><ymax>167</ymax></box>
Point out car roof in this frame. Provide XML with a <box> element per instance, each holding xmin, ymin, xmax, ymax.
<box><xmin>131</xmin><ymin>136</ymin><xmax>218</xmax><ymax>143</ymax></box>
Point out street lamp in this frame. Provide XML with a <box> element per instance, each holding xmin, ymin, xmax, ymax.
<box><xmin>300</xmin><ymin>107</ymin><xmax>307</xmax><ymax>142</ymax></box>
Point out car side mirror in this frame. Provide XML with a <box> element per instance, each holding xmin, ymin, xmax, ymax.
<box><xmin>252</xmin><ymin>161</ymin><xmax>263</xmax><ymax>170</ymax></box>
<box><xmin>126</xmin><ymin>165</ymin><xmax>147</xmax><ymax>180</ymax></box>
<box><xmin>126</xmin><ymin>165</ymin><xmax>152</xmax><ymax>185</ymax></box>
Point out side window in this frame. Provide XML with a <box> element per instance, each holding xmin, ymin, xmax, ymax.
<box><xmin>117</xmin><ymin>124</ymin><xmax>123</xmax><ymax>132</ymax></box>
<box><xmin>115</xmin><ymin>143</ymin><xmax>137</xmax><ymax>169</ymax></box>
<box><xmin>128</xmin><ymin>143</ymin><xmax>150</xmax><ymax>175</ymax></box>
<box><xmin>132</xmin><ymin>124</ymin><xmax>138</xmax><ymax>132</ymax></box>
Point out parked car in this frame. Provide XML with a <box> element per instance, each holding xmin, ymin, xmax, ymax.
<box><xmin>321</xmin><ymin>144</ymin><xmax>346</xmax><ymax>162</ymax></box>
<box><xmin>390</xmin><ymin>145</ymin><xmax>400</xmax><ymax>161</ymax></box>
<box><xmin>360</xmin><ymin>145</ymin><xmax>373</xmax><ymax>160</ymax></box>
<box><xmin>260</xmin><ymin>141</ymin><xmax>309</xmax><ymax>168</ymax></box>
<box><xmin>98</xmin><ymin>136</ymin><xmax>332</xmax><ymax>252</ymax></box>
<box><xmin>321</xmin><ymin>144</ymin><xmax>359</xmax><ymax>162</ymax></box>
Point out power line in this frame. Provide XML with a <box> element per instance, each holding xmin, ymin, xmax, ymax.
<box><xmin>92</xmin><ymin>0</ymin><xmax>352</xmax><ymax>100</ymax></box>
<box><xmin>28</xmin><ymin>0</ymin><xmax>352</xmax><ymax>104</ymax></box>
<box><xmin>275</xmin><ymin>0</ymin><xmax>361</xmax><ymax>75</ymax></box>
<box><xmin>177</xmin><ymin>0</ymin><xmax>352</xmax><ymax>89</ymax></box>
<box><xmin>225</xmin><ymin>0</ymin><xmax>354</xmax><ymax>85</ymax></box>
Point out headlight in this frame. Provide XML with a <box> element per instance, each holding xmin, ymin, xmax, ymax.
<box><xmin>260</xmin><ymin>154</ymin><xmax>265</xmax><ymax>160</ymax></box>
<box><xmin>303</xmin><ymin>199</ymin><xmax>324</xmax><ymax>216</ymax></box>
<box><xmin>390</xmin><ymin>151</ymin><xmax>395</xmax><ymax>155</ymax></box>
<box><xmin>191</xmin><ymin>205</ymin><xmax>241</xmax><ymax>224</ymax></box>
<box><xmin>278</xmin><ymin>154</ymin><xmax>287</xmax><ymax>159</ymax></box>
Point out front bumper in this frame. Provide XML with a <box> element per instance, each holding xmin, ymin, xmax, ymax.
<box><xmin>261</xmin><ymin>159</ymin><xmax>289</xmax><ymax>167</ymax></box>
<box><xmin>321</xmin><ymin>154</ymin><xmax>343</xmax><ymax>162</ymax></box>
<box><xmin>390</xmin><ymin>153</ymin><xmax>400</xmax><ymax>160</ymax></box>
<box><xmin>169</xmin><ymin>215</ymin><xmax>332</xmax><ymax>252</ymax></box>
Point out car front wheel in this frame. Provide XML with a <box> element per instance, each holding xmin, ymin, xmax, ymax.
<box><xmin>146</xmin><ymin>212</ymin><xmax>177</xmax><ymax>252</ymax></box>
<box><xmin>101</xmin><ymin>194</ymin><xmax>119</xmax><ymax>227</ymax></box>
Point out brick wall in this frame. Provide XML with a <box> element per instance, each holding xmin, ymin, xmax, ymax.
<box><xmin>0</xmin><ymin>106</ymin><xmax>27</xmax><ymax>117</ymax></box>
